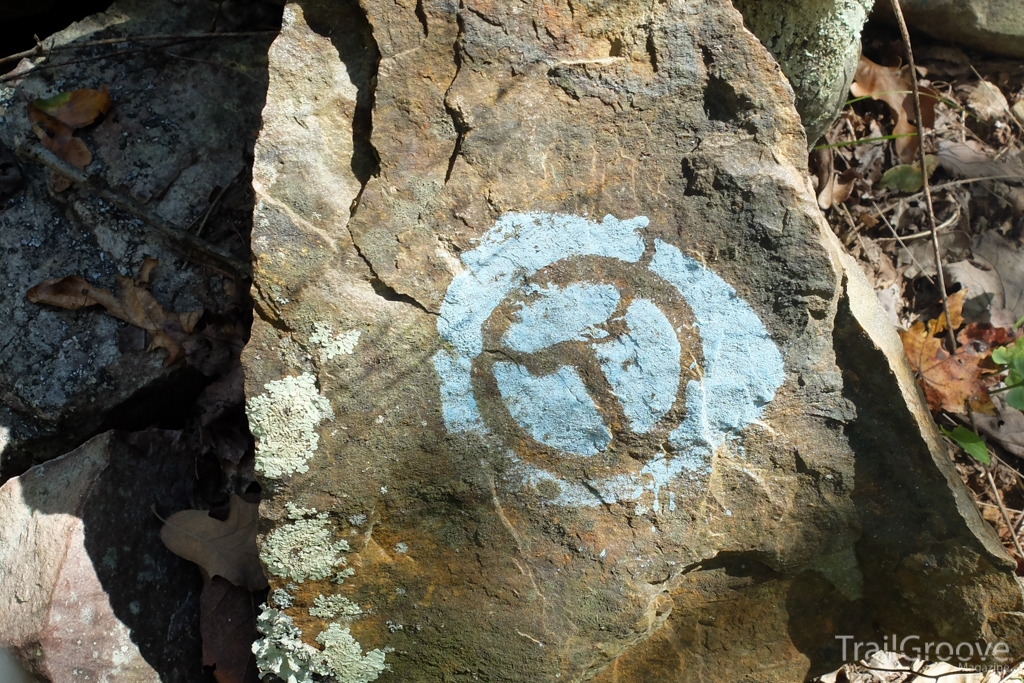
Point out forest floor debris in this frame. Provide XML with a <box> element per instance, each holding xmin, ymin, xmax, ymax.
<box><xmin>817</xmin><ymin>23</ymin><xmax>1024</xmax><ymax>576</ymax></box>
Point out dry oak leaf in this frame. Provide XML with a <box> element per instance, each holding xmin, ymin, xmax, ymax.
<box><xmin>899</xmin><ymin>292</ymin><xmax>998</xmax><ymax>415</ymax></box>
<box><xmin>200</xmin><ymin>575</ymin><xmax>260</xmax><ymax>683</ymax></box>
<box><xmin>851</xmin><ymin>55</ymin><xmax>938</xmax><ymax>164</ymax></box>
<box><xmin>28</xmin><ymin>105</ymin><xmax>91</xmax><ymax>190</ymax></box>
<box><xmin>26</xmin><ymin>258</ymin><xmax>202</xmax><ymax>365</ymax></box>
<box><xmin>26</xmin><ymin>86</ymin><xmax>111</xmax><ymax>191</ymax></box>
<box><xmin>159</xmin><ymin>494</ymin><xmax>268</xmax><ymax>592</ymax></box>
<box><xmin>32</xmin><ymin>85</ymin><xmax>111</xmax><ymax>128</ymax></box>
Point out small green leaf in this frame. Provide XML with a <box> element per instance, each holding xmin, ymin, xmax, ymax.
<box><xmin>1006</xmin><ymin>387</ymin><xmax>1024</xmax><ymax>412</ymax></box>
<box><xmin>993</xmin><ymin>339</ymin><xmax>1024</xmax><ymax>385</ymax></box>
<box><xmin>940</xmin><ymin>426</ymin><xmax>990</xmax><ymax>465</ymax></box>
<box><xmin>879</xmin><ymin>155</ymin><xmax>939</xmax><ymax>193</ymax></box>
<box><xmin>32</xmin><ymin>91</ymin><xmax>72</xmax><ymax>112</ymax></box>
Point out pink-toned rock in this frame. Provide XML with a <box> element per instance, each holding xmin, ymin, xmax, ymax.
<box><xmin>0</xmin><ymin>430</ymin><xmax>203</xmax><ymax>682</ymax></box>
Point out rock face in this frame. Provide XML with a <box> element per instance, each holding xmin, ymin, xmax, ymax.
<box><xmin>733</xmin><ymin>0</ymin><xmax>874</xmax><ymax>145</ymax></box>
<box><xmin>875</xmin><ymin>0</ymin><xmax>1024</xmax><ymax>59</ymax></box>
<box><xmin>0</xmin><ymin>0</ymin><xmax>272</xmax><ymax>478</ymax></box>
<box><xmin>243</xmin><ymin>1</ymin><xmax>1024</xmax><ymax>682</ymax></box>
<box><xmin>0</xmin><ymin>430</ymin><xmax>204</xmax><ymax>683</ymax></box>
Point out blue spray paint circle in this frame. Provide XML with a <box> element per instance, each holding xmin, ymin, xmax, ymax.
<box><xmin>434</xmin><ymin>212</ymin><xmax>785</xmax><ymax>507</ymax></box>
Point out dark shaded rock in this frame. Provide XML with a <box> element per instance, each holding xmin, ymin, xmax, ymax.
<box><xmin>0</xmin><ymin>429</ymin><xmax>204</xmax><ymax>683</ymax></box>
<box><xmin>0</xmin><ymin>0</ymin><xmax>276</xmax><ymax>479</ymax></box>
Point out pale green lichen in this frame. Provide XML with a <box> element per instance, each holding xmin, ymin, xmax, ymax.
<box><xmin>271</xmin><ymin>588</ymin><xmax>294</xmax><ymax>609</ymax></box>
<box><xmin>253</xmin><ymin>606</ymin><xmax>386</xmax><ymax>683</ymax></box>
<box><xmin>247</xmin><ymin>373</ymin><xmax>334</xmax><ymax>479</ymax></box>
<box><xmin>733</xmin><ymin>0</ymin><xmax>872</xmax><ymax>143</ymax></box>
<box><xmin>310</xmin><ymin>321</ymin><xmax>361</xmax><ymax>361</ymax></box>
<box><xmin>334</xmin><ymin>567</ymin><xmax>356</xmax><ymax>584</ymax></box>
<box><xmin>253</xmin><ymin>607</ymin><xmax>323</xmax><ymax>683</ymax></box>
<box><xmin>261</xmin><ymin>512</ymin><xmax>350</xmax><ymax>583</ymax></box>
<box><xmin>317</xmin><ymin>623</ymin><xmax>387</xmax><ymax>683</ymax></box>
<box><xmin>286</xmin><ymin>502</ymin><xmax>317</xmax><ymax>519</ymax></box>
<box><xmin>309</xmin><ymin>594</ymin><xmax>362</xmax><ymax>620</ymax></box>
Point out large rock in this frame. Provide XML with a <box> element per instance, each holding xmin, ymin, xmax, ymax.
<box><xmin>733</xmin><ymin>0</ymin><xmax>874</xmax><ymax>145</ymax></box>
<box><xmin>0</xmin><ymin>0</ymin><xmax>273</xmax><ymax>478</ymax></box>
<box><xmin>0</xmin><ymin>429</ymin><xmax>204</xmax><ymax>682</ymax></box>
<box><xmin>242</xmin><ymin>1</ymin><xmax>1024</xmax><ymax>681</ymax></box>
<box><xmin>875</xmin><ymin>0</ymin><xmax>1024</xmax><ymax>59</ymax></box>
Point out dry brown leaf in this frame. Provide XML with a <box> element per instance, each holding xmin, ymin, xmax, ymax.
<box><xmin>899</xmin><ymin>291</ymin><xmax>998</xmax><ymax>415</ymax></box>
<box><xmin>936</xmin><ymin>139</ymin><xmax>1024</xmax><ymax>179</ymax></box>
<box><xmin>159</xmin><ymin>494</ymin><xmax>268</xmax><ymax>592</ymax></box>
<box><xmin>818</xmin><ymin>168</ymin><xmax>858</xmax><ymax>210</ymax></box>
<box><xmin>28</xmin><ymin>105</ymin><xmax>92</xmax><ymax>182</ymax></box>
<box><xmin>32</xmin><ymin>86</ymin><xmax>111</xmax><ymax>128</ymax></box>
<box><xmin>135</xmin><ymin>256</ymin><xmax>159</xmax><ymax>285</ymax></box>
<box><xmin>180</xmin><ymin>310</ymin><xmax>204</xmax><ymax>334</ymax></box>
<box><xmin>200</xmin><ymin>575</ymin><xmax>260</xmax><ymax>683</ymax></box>
<box><xmin>26</xmin><ymin>87</ymin><xmax>112</xmax><ymax>190</ymax></box>
<box><xmin>851</xmin><ymin>55</ymin><xmax>938</xmax><ymax>164</ymax></box>
<box><xmin>930</xmin><ymin>288</ymin><xmax>966</xmax><ymax>335</ymax></box>
<box><xmin>964</xmin><ymin>80</ymin><xmax>1008</xmax><ymax>124</ymax></box>
<box><xmin>26</xmin><ymin>260</ymin><xmax>203</xmax><ymax>365</ymax></box>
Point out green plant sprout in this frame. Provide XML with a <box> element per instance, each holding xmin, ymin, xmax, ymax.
<box><xmin>991</xmin><ymin>337</ymin><xmax>1024</xmax><ymax>411</ymax></box>
<box><xmin>940</xmin><ymin>425</ymin><xmax>990</xmax><ymax>465</ymax></box>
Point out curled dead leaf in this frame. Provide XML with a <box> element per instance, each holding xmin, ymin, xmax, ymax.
<box><xmin>135</xmin><ymin>256</ymin><xmax>159</xmax><ymax>285</ymax></box>
<box><xmin>899</xmin><ymin>291</ymin><xmax>1000</xmax><ymax>415</ymax></box>
<box><xmin>27</xmin><ymin>86</ymin><xmax>112</xmax><ymax>190</ymax></box>
<box><xmin>26</xmin><ymin>259</ymin><xmax>203</xmax><ymax>366</ymax></box>
<box><xmin>818</xmin><ymin>168</ymin><xmax>858</xmax><ymax>210</ymax></box>
<box><xmin>28</xmin><ymin>105</ymin><xmax>92</xmax><ymax>190</ymax></box>
<box><xmin>159</xmin><ymin>494</ymin><xmax>268</xmax><ymax>592</ymax></box>
<box><xmin>32</xmin><ymin>85</ymin><xmax>111</xmax><ymax>128</ymax></box>
<box><xmin>851</xmin><ymin>55</ymin><xmax>938</xmax><ymax>164</ymax></box>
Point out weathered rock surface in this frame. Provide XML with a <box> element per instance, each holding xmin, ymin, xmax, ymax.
<box><xmin>0</xmin><ymin>0</ymin><xmax>274</xmax><ymax>478</ymax></box>
<box><xmin>875</xmin><ymin>0</ymin><xmax>1024</xmax><ymax>59</ymax></box>
<box><xmin>243</xmin><ymin>1</ymin><xmax>1024</xmax><ymax>681</ymax></box>
<box><xmin>0</xmin><ymin>429</ymin><xmax>204</xmax><ymax>682</ymax></box>
<box><xmin>733</xmin><ymin>0</ymin><xmax>874</xmax><ymax>145</ymax></box>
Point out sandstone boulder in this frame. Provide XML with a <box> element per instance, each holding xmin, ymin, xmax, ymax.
<box><xmin>243</xmin><ymin>1</ymin><xmax>1024</xmax><ymax>681</ymax></box>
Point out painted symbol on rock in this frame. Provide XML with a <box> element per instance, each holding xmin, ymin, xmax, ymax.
<box><xmin>434</xmin><ymin>212</ymin><xmax>785</xmax><ymax>507</ymax></box>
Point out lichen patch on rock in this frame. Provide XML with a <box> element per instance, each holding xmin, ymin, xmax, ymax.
<box><xmin>260</xmin><ymin>510</ymin><xmax>349</xmax><ymax>583</ymax></box>
<box><xmin>309</xmin><ymin>322</ymin><xmax>361</xmax><ymax>361</ymax></box>
<box><xmin>246</xmin><ymin>373</ymin><xmax>334</xmax><ymax>478</ymax></box>
<box><xmin>253</xmin><ymin>607</ymin><xmax>385</xmax><ymax>683</ymax></box>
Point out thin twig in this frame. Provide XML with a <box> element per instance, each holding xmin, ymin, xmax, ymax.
<box><xmin>0</xmin><ymin>48</ymin><xmax>143</xmax><ymax>83</ymax></box>
<box><xmin>986</xmin><ymin>467</ymin><xmax>1024</xmax><ymax>560</ymax></box>
<box><xmin>16</xmin><ymin>141</ymin><xmax>250</xmax><ymax>278</ymax></box>
<box><xmin>0</xmin><ymin>31</ymin><xmax>276</xmax><ymax>70</ymax></box>
<box><xmin>872</xmin><ymin>200</ymin><xmax>936</xmax><ymax>285</ymax></box>
<box><xmin>859</xmin><ymin>665</ymin><xmax>983</xmax><ymax>680</ymax></box>
<box><xmin>192</xmin><ymin>168</ymin><xmax>243</xmax><ymax>237</ymax></box>
<box><xmin>890</xmin><ymin>0</ymin><xmax>957</xmax><ymax>351</ymax></box>
<box><xmin>875</xmin><ymin>210</ymin><xmax>959</xmax><ymax>242</ymax></box>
